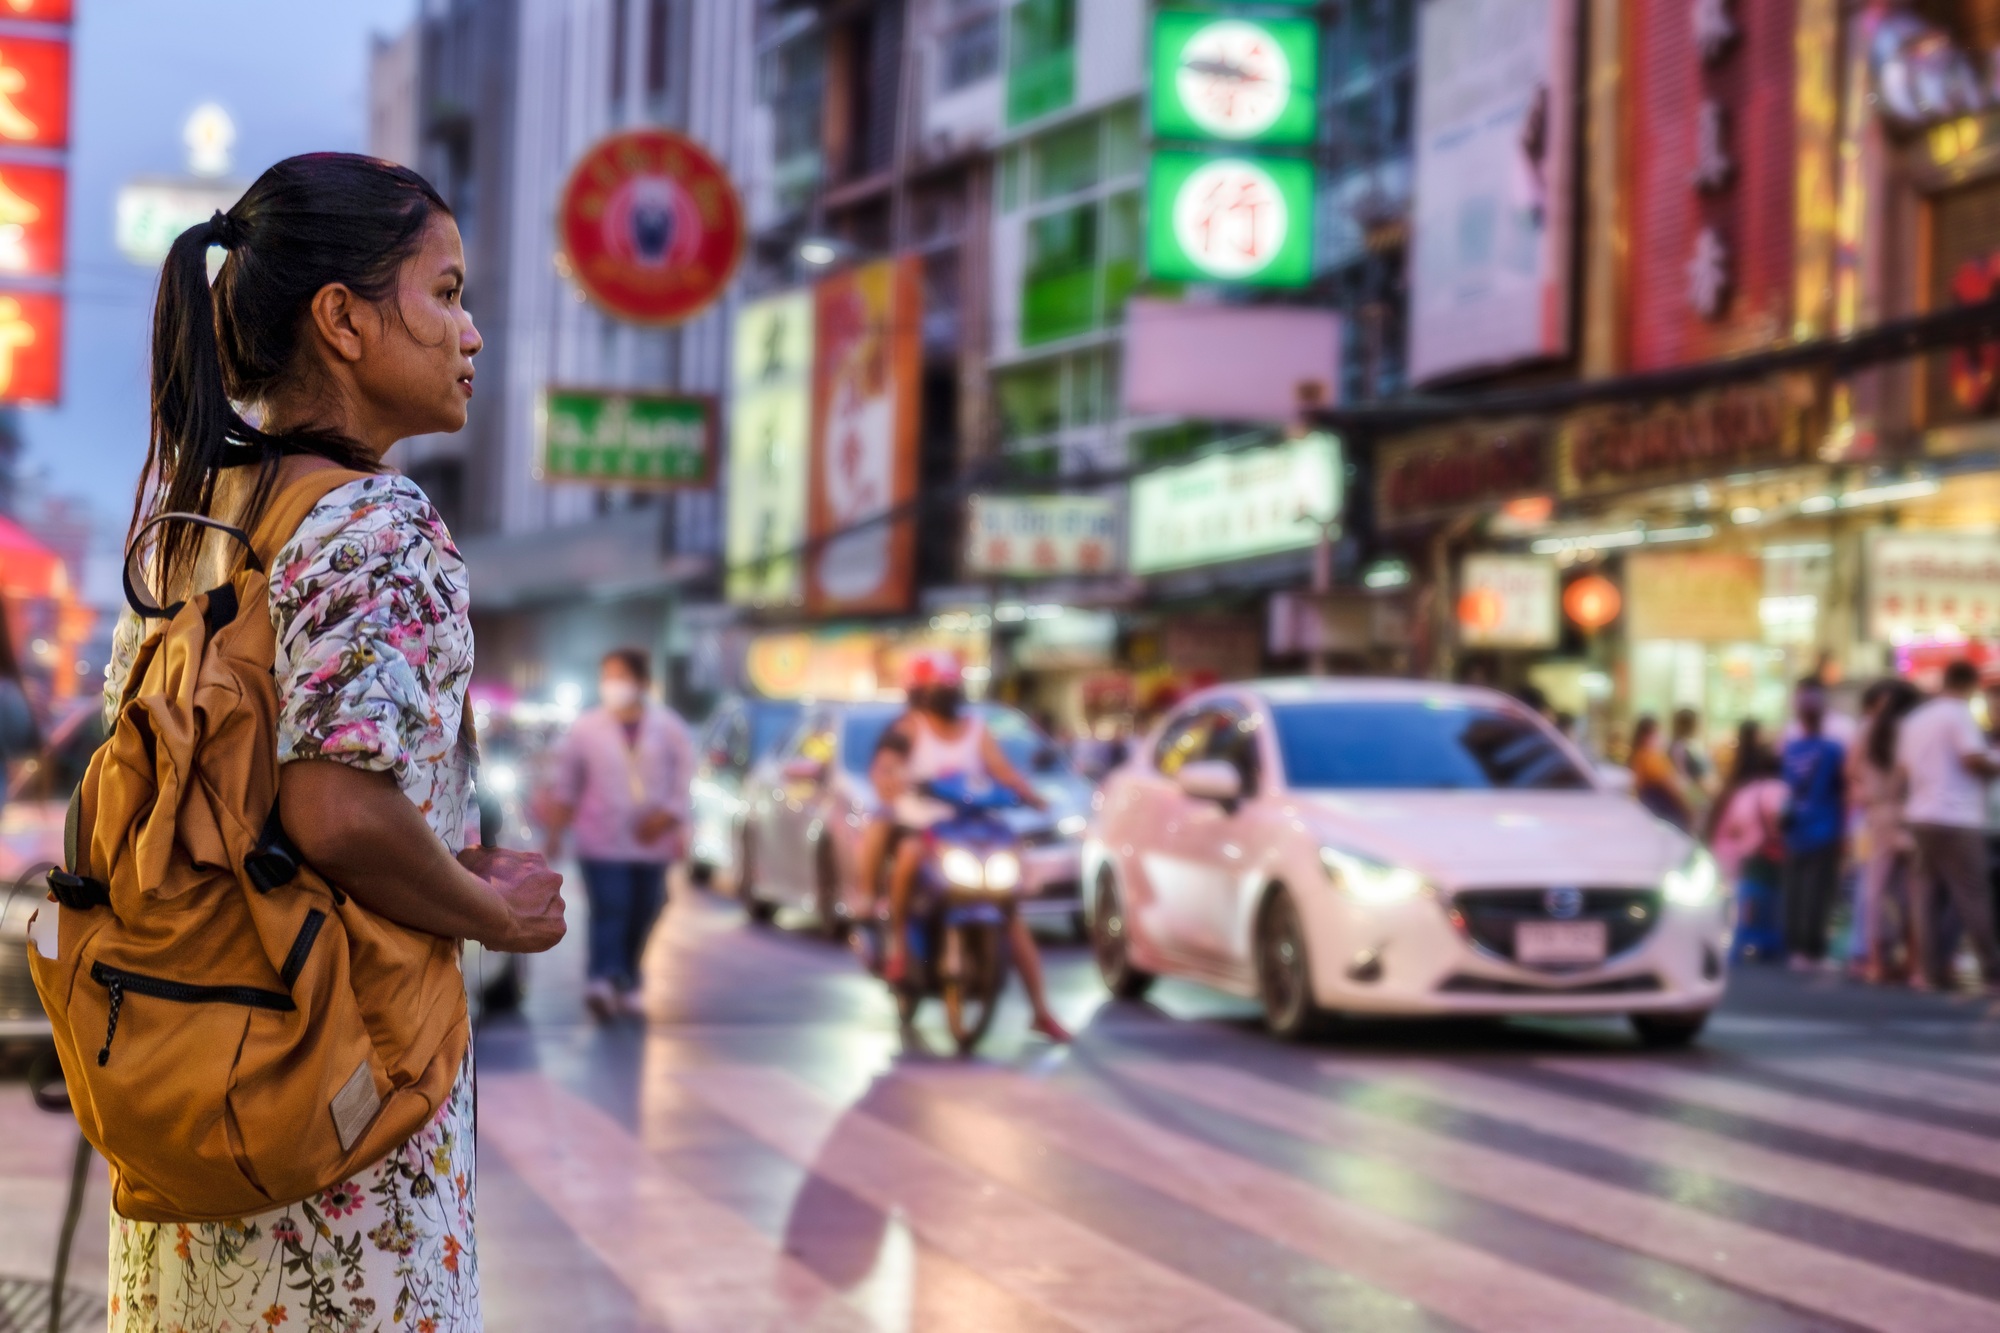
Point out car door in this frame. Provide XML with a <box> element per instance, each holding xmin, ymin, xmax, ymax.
<box><xmin>1153</xmin><ymin>699</ymin><xmax>1265</xmax><ymax>964</ymax></box>
<box><xmin>770</xmin><ymin>709</ymin><xmax>838</xmax><ymax>906</ymax></box>
<box><xmin>1130</xmin><ymin>704</ymin><xmax>1235</xmax><ymax>963</ymax></box>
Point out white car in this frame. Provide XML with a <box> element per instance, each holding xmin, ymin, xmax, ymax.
<box><xmin>1085</xmin><ymin>680</ymin><xmax>1730</xmax><ymax>1046</ymax></box>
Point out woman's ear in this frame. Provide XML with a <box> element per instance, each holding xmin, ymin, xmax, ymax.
<box><xmin>308</xmin><ymin>282</ymin><xmax>369</xmax><ymax>365</ymax></box>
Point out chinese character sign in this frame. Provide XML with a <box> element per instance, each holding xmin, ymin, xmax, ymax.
<box><xmin>727</xmin><ymin>290</ymin><xmax>815</xmax><ymax>607</ymax></box>
<box><xmin>964</xmin><ymin>496</ymin><xmax>1119</xmax><ymax>578</ymax></box>
<box><xmin>1868</xmin><ymin>532</ymin><xmax>2000</xmax><ymax>644</ymax></box>
<box><xmin>1128</xmin><ymin>433</ymin><xmax>1340</xmax><ymax>576</ymax></box>
<box><xmin>1</xmin><ymin>1</ymin><xmax>74</xmax><ymax>22</ymax></box>
<box><xmin>1146</xmin><ymin>150</ymin><xmax>1313</xmax><ymax>286</ymax></box>
<box><xmin>0</xmin><ymin>36</ymin><xmax>69</xmax><ymax>150</ymax></box>
<box><xmin>0</xmin><ymin>162</ymin><xmax>63</xmax><ymax>276</ymax></box>
<box><xmin>0</xmin><ymin>289</ymin><xmax>63</xmax><ymax>403</ymax></box>
<box><xmin>1150</xmin><ymin>12</ymin><xmax>1319</xmax><ymax>148</ymax></box>
<box><xmin>536</xmin><ymin>390</ymin><xmax>713</xmax><ymax>487</ymax></box>
<box><xmin>807</xmin><ymin>258</ymin><xmax>921</xmax><ymax>616</ymax></box>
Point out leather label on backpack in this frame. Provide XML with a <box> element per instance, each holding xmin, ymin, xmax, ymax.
<box><xmin>330</xmin><ymin>1061</ymin><xmax>382</xmax><ymax>1152</ymax></box>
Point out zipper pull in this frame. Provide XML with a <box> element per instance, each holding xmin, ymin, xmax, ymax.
<box><xmin>97</xmin><ymin>976</ymin><xmax>124</xmax><ymax>1066</ymax></box>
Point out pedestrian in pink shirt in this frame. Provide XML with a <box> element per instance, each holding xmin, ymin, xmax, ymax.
<box><xmin>543</xmin><ymin>648</ymin><xmax>696</xmax><ymax>1020</ymax></box>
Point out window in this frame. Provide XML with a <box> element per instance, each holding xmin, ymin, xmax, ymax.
<box><xmin>1270</xmin><ymin>701</ymin><xmax>1590</xmax><ymax>791</ymax></box>
<box><xmin>1204</xmin><ymin>708</ymin><xmax>1262</xmax><ymax>798</ymax></box>
<box><xmin>644</xmin><ymin>0</ymin><xmax>670</xmax><ymax>105</ymax></box>
<box><xmin>840</xmin><ymin>710</ymin><xmax>902</xmax><ymax>775</ymax></box>
<box><xmin>748</xmin><ymin>701</ymin><xmax>803</xmax><ymax>766</ymax></box>
<box><xmin>1023</xmin><ymin>204</ymin><xmax>1098</xmax><ymax>344</ymax></box>
<box><xmin>1154</xmin><ymin>708</ymin><xmax>1223</xmax><ymax>778</ymax></box>
<box><xmin>1006</xmin><ymin>0</ymin><xmax>1075</xmax><ymax>124</ymax></box>
<box><xmin>942</xmin><ymin>12</ymin><xmax>1001</xmax><ymax>91</ymax></box>
<box><xmin>1101</xmin><ymin>191</ymin><xmax>1140</xmax><ymax>322</ymax></box>
<box><xmin>1102</xmin><ymin>103</ymin><xmax>1142</xmax><ymax>180</ymax></box>
<box><xmin>999</xmin><ymin>146</ymin><xmax>1023</xmax><ymax>212</ymax></box>
<box><xmin>1032</xmin><ymin>118</ymin><xmax>1098</xmax><ymax>202</ymax></box>
<box><xmin>997</xmin><ymin>363</ymin><xmax>1062</xmax><ymax>441</ymax></box>
<box><xmin>610</xmin><ymin>0</ymin><xmax>630</xmax><ymax>107</ymax></box>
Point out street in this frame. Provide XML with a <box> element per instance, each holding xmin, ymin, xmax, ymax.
<box><xmin>7</xmin><ymin>881</ymin><xmax>2000</xmax><ymax>1330</ymax></box>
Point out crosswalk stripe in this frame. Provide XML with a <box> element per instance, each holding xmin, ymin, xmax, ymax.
<box><xmin>680</xmin><ymin>1066</ymin><xmax>1292</xmax><ymax>1333</ymax></box>
<box><xmin>1539</xmin><ymin>1059</ymin><xmax>2000</xmax><ymax>1180</ymax></box>
<box><xmin>1330</xmin><ymin>1059</ymin><xmax>2000</xmax><ymax>1261</ymax></box>
<box><xmin>480</xmin><ymin>1072</ymin><xmax>878</xmax><ymax>1333</ymax></box>
<box><xmin>893</xmin><ymin>1066</ymin><xmax>1673</xmax><ymax>1333</ymax></box>
<box><xmin>1131</xmin><ymin>1062</ymin><xmax>2000</xmax><ymax>1333</ymax></box>
<box><xmin>1772</xmin><ymin>1058</ymin><xmax>2000</xmax><ymax>1118</ymax></box>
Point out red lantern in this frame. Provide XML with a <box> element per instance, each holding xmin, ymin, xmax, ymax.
<box><xmin>1563</xmin><ymin>574</ymin><xmax>1622</xmax><ymax>631</ymax></box>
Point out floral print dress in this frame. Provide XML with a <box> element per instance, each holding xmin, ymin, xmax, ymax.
<box><xmin>102</xmin><ymin>474</ymin><xmax>481</xmax><ymax>1333</ymax></box>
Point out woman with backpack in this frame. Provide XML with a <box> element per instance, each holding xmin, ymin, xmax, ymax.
<box><xmin>79</xmin><ymin>154</ymin><xmax>565</xmax><ymax>1332</ymax></box>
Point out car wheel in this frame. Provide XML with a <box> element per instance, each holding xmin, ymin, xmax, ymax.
<box><xmin>1256</xmin><ymin>886</ymin><xmax>1327</xmax><ymax>1040</ymax></box>
<box><xmin>1630</xmin><ymin>1010</ymin><xmax>1710</xmax><ymax>1048</ymax></box>
<box><xmin>740</xmin><ymin>831</ymin><xmax>777</xmax><ymax>926</ymax></box>
<box><xmin>814</xmin><ymin>839</ymin><xmax>848</xmax><ymax>942</ymax></box>
<box><xmin>1091</xmin><ymin>873</ymin><xmax>1154</xmax><ymax>1000</ymax></box>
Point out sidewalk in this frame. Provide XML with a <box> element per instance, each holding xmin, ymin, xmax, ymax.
<box><xmin>0</xmin><ymin>1059</ymin><xmax>110</xmax><ymax>1327</ymax></box>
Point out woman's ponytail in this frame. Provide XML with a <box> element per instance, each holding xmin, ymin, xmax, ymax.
<box><xmin>129</xmin><ymin>153</ymin><xmax>450</xmax><ymax>596</ymax></box>
<box><xmin>133</xmin><ymin>212</ymin><xmax>263</xmax><ymax>596</ymax></box>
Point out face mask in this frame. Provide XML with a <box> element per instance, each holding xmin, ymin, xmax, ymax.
<box><xmin>929</xmin><ymin>686</ymin><xmax>964</xmax><ymax>721</ymax></box>
<box><xmin>601</xmin><ymin>678</ymin><xmax>642</xmax><ymax>710</ymax></box>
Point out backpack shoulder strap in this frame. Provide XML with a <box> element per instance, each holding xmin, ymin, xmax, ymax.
<box><xmin>249</xmin><ymin>463</ymin><xmax>374</xmax><ymax>568</ymax></box>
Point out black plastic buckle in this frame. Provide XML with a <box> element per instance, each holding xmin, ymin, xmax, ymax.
<box><xmin>244</xmin><ymin>807</ymin><xmax>302</xmax><ymax>893</ymax></box>
<box><xmin>46</xmin><ymin>867</ymin><xmax>111</xmax><ymax>912</ymax></box>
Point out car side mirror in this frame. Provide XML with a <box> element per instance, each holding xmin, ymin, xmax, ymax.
<box><xmin>1596</xmin><ymin>763</ymin><xmax>1636</xmax><ymax>797</ymax></box>
<box><xmin>1176</xmin><ymin>759</ymin><xmax>1242</xmax><ymax>806</ymax></box>
<box><xmin>781</xmin><ymin>757</ymin><xmax>827</xmax><ymax>784</ymax></box>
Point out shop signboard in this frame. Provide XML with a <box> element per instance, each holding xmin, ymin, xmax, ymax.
<box><xmin>964</xmin><ymin>495</ymin><xmax>1118</xmax><ymax>578</ymax></box>
<box><xmin>727</xmin><ymin>290</ymin><xmax>814</xmax><ymax>607</ymax></box>
<box><xmin>1407</xmin><ymin>0</ymin><xmax>1577</xmax><ymax>384</ymax></box>
<box><xmin>1377</xmin><ymin>419</ymin><xmax>1552</xmax><ymax>528</ymax></box>
<box><xmin>745</xmin><ymin>628</ymin><xmax>989</xmax><ymax>701</ymax></box>
<box><xmin>557</xmin><ymin>128</ymin><xmax>745</xmax><ymax>326</ymax></box>
<box><xmin>807</xmin><ymin>257</ymin><xmax>921</xmax><ymax>616</ymax></box>
<box><xmin>1867</xmin><ymin>531</ymin><xmax>2000</xmax><ymax>643</ymax></box>
<box><xmin>1625</xmin><ymin>552</ymin><xmax>1763</xmax><ymax>642</ymax></box>
<box><xmin>1144</xmin><ymin>149</ymin><xmax>1315</xmax><ymax>287</ymax></box>
<box><xmin>1128</xmin><ymin>432</ymin><xmax>1340</xmax><ymax>576</ymax></box>
<box><xmin>1122</xmin><ymin>297</ymin><xmax>1340</xmax><ymax>422</ymax></box>
<box><xmin>1555</xmin><ymin>376</ymin><xmax>1817</xmax><ymax>499</ymax></box>
<box><xmin>0</xmin><ymin>288</ymin><xmax>61</xmax><ymax>404</ymax></box>
<box><xmin>1149</xmin><ymin>10</ymin><xmax>1320</xmax><ymax>148</ymax></box>
<box><xmin>0</xmin><ymin>162</ymin><xmax>62</xmax><ymax>277</ymax></box>
<box><xmin>1458</xmin><ymin>554</ymin><xmax>1558</xmax><ymax>649</ymax></box>
<box><xmin>0</xmin><ymin>34</ymin><xmax>70</xmax><ymax>151</ymax></box>
<box><xmin>113</xmin><ymin>177</ymin><xmax>241</xmax><ymax>266</ymax></box>
<box><xmin>1925</xmin><ymin>177</ymin><xmax>2000</xmax><ymax>431</ymax></box>
<box><xmin>535</xmin><ymin>389</ymin><xmax>713</xmax><ymax>488</ymax></box>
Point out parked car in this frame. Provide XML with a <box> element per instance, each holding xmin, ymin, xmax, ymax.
<box><xmin>1085</xmin><ymin>679</ymin><xmax>1730</xmax><ymax>1046</ymax></box>
<box><xmin>738</xmin><ymin>701</ymin><xmax>1091</xmax><ymax>936</ymax></box>
<box><xmin>0</xmin><ymin>701</ymin><xmax>103</xmax><ymax>1044</ymax></box>
<box><xmin>688</xmin><ymin>695</ymin><xmax>802</xmax><ymax>887</ymax></box>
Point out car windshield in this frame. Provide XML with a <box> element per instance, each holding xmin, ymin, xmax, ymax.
<box><xmin>749</xmin><ymin>702</ymin><xmax>802</xmax><ymax>760</ymax></box>
<box><xmin>840</xmin><ymin>711</ymin><xmax>901</xmax><ymax>774</ymax></box>
<box><xmin>835</xmin><ymin>705</ymin><xmax>1071</xmax><ymax>778</ymax></box>
<box><xmin>1271</xmin><ymin>699</ymin><xmax>1591</xmax><ymax>791</ymax></box>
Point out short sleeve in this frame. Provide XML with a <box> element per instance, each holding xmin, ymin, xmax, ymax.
<box><xmin>1956</xmin><ymin>706</ymin><xmax>1989</xmax><ymax>759</ymax></box>
<box><xmin>269</xmin><ymin>476</ymin><xmax>463</xmax><ymax>781</ymax></box>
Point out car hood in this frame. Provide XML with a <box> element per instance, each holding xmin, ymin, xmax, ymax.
<box><xmin>1289</xmin><ymin>790</ymin><xmax>1690</xmax><ymax>890</ymax></box>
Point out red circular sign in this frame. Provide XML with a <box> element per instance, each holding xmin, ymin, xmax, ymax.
<box><xmin>557</xmin><ymin>129</ymin><xmax>744</xmax><ymax>326</ymax></box>
<box><xmin>1563</xmin><ymin>575</ymin><xmax>1622</xmax><ymax>632</ymax></box>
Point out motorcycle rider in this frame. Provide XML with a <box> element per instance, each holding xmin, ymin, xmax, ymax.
<box><xmin>861</xmin><ymin>651</ymin><xmax>1071</xmax><ymax>1042</ymax></box>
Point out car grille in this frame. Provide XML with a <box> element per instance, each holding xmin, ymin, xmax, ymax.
<box><xmin>0</xmin><ymin>950</ymin><xmax>46</xmax><ymax>1020</ymax></box>
<box><xmin>1438</xmin><ymin>972</ymin><xmax>1663</xmax><ymax>996</ymax></box>
<box><xmin>1448</xmin><ymin>887</ymin><xmax>1662</xmax><ymax>968</ymax></box>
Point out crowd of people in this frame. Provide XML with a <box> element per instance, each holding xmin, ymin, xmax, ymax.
<box><xmin>1629</xmin><ymin>662</ymin><xmax>2000</xmax><ymax>993</ymax></box>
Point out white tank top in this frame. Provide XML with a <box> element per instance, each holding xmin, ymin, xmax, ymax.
<box><xmin>906</xmin><ymin>716</ymin><xmax>986</xmax><ymax>784</ymax></box>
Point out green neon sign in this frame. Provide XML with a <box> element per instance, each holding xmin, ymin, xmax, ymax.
<box><xmin>1150</xmin><ymin>10</ymin><xmax>1320</xmax><ymax>148</ymax></box>
<box><xmin>1145</xmin><ymin>149</ymin><xmax>1314</xmax><ymax>287</ymax></box>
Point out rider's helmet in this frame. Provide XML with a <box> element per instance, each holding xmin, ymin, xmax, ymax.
<box><xmin>903</xmin><ymin>650</ymin><xmax>964</xmax><ymax>691</ymax></box>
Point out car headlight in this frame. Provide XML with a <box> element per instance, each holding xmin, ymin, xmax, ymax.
<box><xmin>984</xmin><ymin>852</ymin><xmax>1022</xmax><ymax>891</ymax></box>
<box><xmin>1056</xmin><ymin>814</ymin><xmax>1087</xmax><ymax>839</ymax></box>
<box><xmin>1663</xmin><ymin>847</ymin><xmax>1721</xmax><ymax>906</ymax></box>
<box><xmin>1321</xmin><ymin>845</ymin><xmax>1426</xmax><ymax>905</ymax></box>
<box><xmin>939</xmin><ymin>847</ymin><xmax>985</xmax><ymax>889</ymax></box>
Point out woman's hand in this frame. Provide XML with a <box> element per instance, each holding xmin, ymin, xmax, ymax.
<box><xmin>456</xmin><ymin>847</ymin><xmax>567</xmax><ymax>953</ymax></box>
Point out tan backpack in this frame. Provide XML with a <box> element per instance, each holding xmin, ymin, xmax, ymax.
<box><xmin>27</xmin><ymin>464</ymin><xmax>470</xmax><ymax>1224</ymax></box>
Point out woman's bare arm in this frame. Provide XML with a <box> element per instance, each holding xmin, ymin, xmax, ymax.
<box><xmin>280</xmin><ymin>759</ymin><xmax>567</xmax><ymax>952</ymax></box>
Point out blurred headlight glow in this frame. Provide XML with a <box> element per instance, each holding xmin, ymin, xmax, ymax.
<box><xmin>1056</xmin><ymin>814</ymin><xmax>1087</xmax><ymax>839</ymax></box>
<box><xmin>939</xmin><ymin>847</ymin><xmax>985</xmax><ymax>889</ymax></box>
<box><xmin>1321</xmin><ymin>846</ymin><xmax>1426</xmax><ymax>905</ymax></box>
<box><xmin>1663</xmin><ymin>847</ymin><xmax>1721</xmax><ymax>906</ymax></box>
<box><xmin>984</xmin><ymin>852</ymin><xmax>1022</xmax><ymax>891</ymax></box>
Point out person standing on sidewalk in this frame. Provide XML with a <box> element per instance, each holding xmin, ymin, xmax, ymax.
<box><xmin>1779</xmin><ymin>679</ymin><xmax>1848</xmax><ymax>970</ymax></box>
<box><xmin>544</xmin><ymin>648</ymin><xmax>695</xmax><ymax>1019</ymax></box>
<box><xmin>1896</xmin><ymin>660</ymin><xmax>2000</xmax><ymax>991</ymax></box>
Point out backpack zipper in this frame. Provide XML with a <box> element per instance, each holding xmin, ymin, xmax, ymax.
<box><xmin>89</xmin><ymin>961</ymin><xmax>295</xmax><ymax>1066</ymax></box>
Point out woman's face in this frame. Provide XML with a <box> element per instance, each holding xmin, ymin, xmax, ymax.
<box><xmin>352</xmin><ymin>213</ymin><xmax>481</xmax><ymax>446</ymax></box>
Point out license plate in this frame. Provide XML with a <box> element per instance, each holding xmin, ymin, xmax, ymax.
<box><xmin>1515</xmin><ymin>920</ymin><xmax>1607</xmax><ymax>966</ymax></box>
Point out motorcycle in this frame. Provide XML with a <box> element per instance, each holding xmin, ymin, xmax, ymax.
<box><xmin>859</xmin><ymin>776</ymin><xmax>1025</xmax><ymax>1055</ymax></box>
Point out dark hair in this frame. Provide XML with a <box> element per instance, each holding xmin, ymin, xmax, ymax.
<box><xmin>1630</xmin><ymin>715</ymin><xmax>1659</xmax><ymax>752</ymax></box>
<box><xmin>1671</xmin><ymin>706</ymin><xmax>1698</xmax><ymax>735</ymax></box>
<box><xmin>1704</xmin><ymin>719</ymin><xmax>1774</xmax><ymax>842</ymax></box>
<box><xmin>1863</xmin><ymin>678</ymin><xmax>1920</xmax><ymax>772</ymax></box>
<box><xmin>1944</xmin><ymin>660</ymin><xmax>1981</xmax><ymax>693</ymax></box>
<box><xmin>135</xmin><ymin>152</ymin><xmax>451</xmax><ymax>596</ymax></box>
<box><xmin>602</xmin><ymin>647</ymin><xmax>652</xmax><ymax>686</ymax></box>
